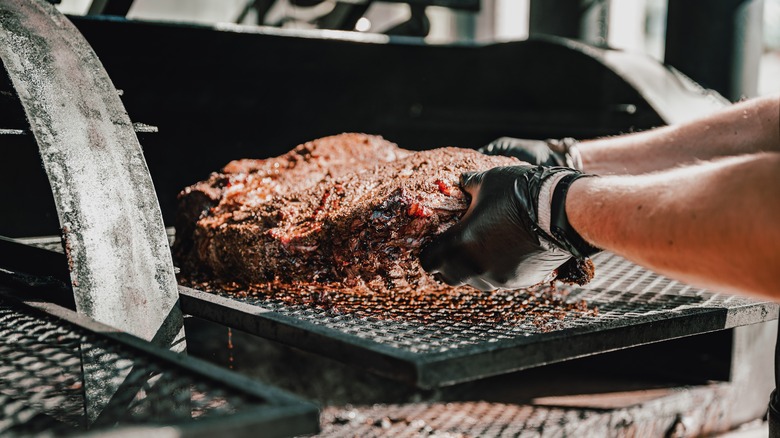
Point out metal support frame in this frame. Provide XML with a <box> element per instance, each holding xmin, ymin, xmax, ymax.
<box><xmin>385</xmin><ymin>4</ymin><xmax>431</xmax><ymax>37</ymax></box>
<box><xmin>529</xmin><ymin>0</ymin><xmax>610</xmax><ymax>46</ymax></box>
<box><xmin>87</xmin><ymin>0</ymin><xmax>134</xmax><ymax>17</ymax></box>
<box><xmin>317</xmin><ymin>1</ymin><xmax>373</xmax><ymax>31</ymax></box>
<box><xmin>665</xmin><ymin>0</ymin><xmax>764</xmax><ymax>101</ymax></box>
<box><xmin>235</xmin><ymin>0</ymin><xmax>275</xmax><ymax>25</ymax></box>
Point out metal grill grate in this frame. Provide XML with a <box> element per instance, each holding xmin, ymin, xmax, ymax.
<box><xmin>13</xmin><ymin>235</ymin><xmax>778</xmax><ymax>389</ymax></box>
<box><xmin>179</xmin><ymin>251</ymin><xmax>777</xmax><ymax>388</ymax></box>
<box><xmin>315</xmin><ymin>393</ymin><xmax>733</xmax><ymax>438</ymax></box>
<box><xmin>198</xmin><ymin>251</ymin><xmax>759</xmax><ymax>353</ymax></box>
<box><xmin>319</xmin><ymin>403</ymin><xmax>595</xmax><ymax>437</ymax></box>
<box><xmin>0</xmin><ymin>290</ymin><xmax>318</xmax><ymax>436</ymax></box>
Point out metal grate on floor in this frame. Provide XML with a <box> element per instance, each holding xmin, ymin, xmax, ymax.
<box><xmin>0</xmin><ymin>287</ymin><xmax>318</xmax><ymax>437</ymax></box>
<box><xmin>11</xmin><ymin>235</ymin><xmax>779</xmax><ymax>389</ymax></box>
<box><xmin>315</xmin><ymin>392</ymin><xmax>735</xmax><ymax>438</ymax></box>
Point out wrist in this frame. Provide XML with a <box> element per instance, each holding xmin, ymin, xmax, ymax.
<box><xmin>533</xmin><ymin>168</ymin><xmax>600</xmax><ymax>259</ymax></box>
<box><xmin>536</xmin><ymin>171</ymin><xmax>569</xmax><ymax>237</ymax></box>
<box><xmin>547</xmin><ymin>138</ymin><xmax>583</xmax><ymax>171</ymax></box>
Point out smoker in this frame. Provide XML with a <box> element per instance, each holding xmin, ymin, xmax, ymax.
<box><xmin>0</xmin><ymin>1</ymin><xmax>776</xmax><ymax>436</ymax></box>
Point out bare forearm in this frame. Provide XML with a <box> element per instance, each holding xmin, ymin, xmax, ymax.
<box><xmin>579</xmin><ymin>95</ymin><xmax>780</xmax><ymax>175</ymax></box>
<box><xmin>566</xmin><ymin>153</ymin><xmax>780</xmax><ymax>299</ymax></box>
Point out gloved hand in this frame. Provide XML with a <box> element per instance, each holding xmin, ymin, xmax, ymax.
<box><xmin>479</xmin><ymin>137</ymin><xmax>583</xmax><ymax>170</ymax></box>
<box><xmin>420</xmin><ymin>165</ymin><xmax>599</xmax><ymax>291</ymax></box>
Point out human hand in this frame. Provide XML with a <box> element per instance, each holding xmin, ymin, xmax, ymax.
<box><xmin>479</xmin><ymin>137</ymin><xmax>583</xmax><ymax>170</ymax></box>
<box><xmin>420</xmin><ymin>165</ymin><xmax>599</xmax><ymax>290</ymax></box>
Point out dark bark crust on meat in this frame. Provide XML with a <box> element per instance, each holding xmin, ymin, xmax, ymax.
<box><xmin>555</xmin><ymin>257</ymin><xmax>595</xmax><ymax>286</ymax></box>
<box><xmin>174</xmin><ymin>133</ymin><xmax>593</xmax><ymax>290</ymax></box>
<box><xmin>173</xmin><ymin>133</ymin><xmax>407</xmax><ymax>276</ymax></box>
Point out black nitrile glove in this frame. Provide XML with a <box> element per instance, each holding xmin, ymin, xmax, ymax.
<box><xmin>479</xmin><ymin>137</ymin><xmax>583</xmax><ymax>170</ymax></box>
<box><xmin>420</xmin><ymin>165</ymin><xmax>599</xmax><ymax>291</ymax></box>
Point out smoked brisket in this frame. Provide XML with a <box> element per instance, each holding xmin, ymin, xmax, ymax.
<box><xmin>174</xmin><ymin>133</ymin><xmax>593</xmax><ymax>290</ymax></box>
<box><xmin>174</xmin><ymin>133</ymin><xmax>407</xmax><ymax>275</ymax></box>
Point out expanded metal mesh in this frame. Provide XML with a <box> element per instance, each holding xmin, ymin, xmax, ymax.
<box><xmin>18</xmin><ymin>235</ymin><xmax>775</xmax><ymax>379</ymax></box>
<box><xmin>316</xmin><ymin>397</ymin><xmax>729</xmax><ymax>438</ymax></box>
<box><xmin>192</xmin><ymin>252</ymin><xmax>761</xmax><ymax>355</ymax></box>
<box><xmin>578</xmin><ymin>252</ymin><xmax>753</xmax><ymax>316</ymax></box>
<box><xmin>319</xmin><ymin>402</ymin><xmax>582</xmax><ymax>437</ymax></box>
<box><xmin>0</xmin><ymin>297</ymin><xmax>270</xmax><ymax>436</ymax></box>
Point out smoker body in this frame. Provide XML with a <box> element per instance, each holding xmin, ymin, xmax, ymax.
<box><xmin>0</xmin><ymin>15</ymin><xmax>774</xmax><ymax>436</ymax></box>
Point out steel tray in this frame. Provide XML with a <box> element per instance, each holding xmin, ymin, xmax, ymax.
<box><xmin>7</xmin><ymin>235</ymin><xmax>777</xmax><ymax>389</ymax></box>
<box><xmin>178</xmin><ymin>251</ymin><xmax>777</xmax><ymax>388</ymax></box>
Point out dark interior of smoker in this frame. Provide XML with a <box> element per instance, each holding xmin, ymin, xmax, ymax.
<box><xmin>0</xmin><ymin>14</ymin><xmax>770</xmax><ymax>432</ymax></box>
<box><xmin>0</xmin><ymin>16</ymin><xmax>664</xmax><ymax>238</ymax></box>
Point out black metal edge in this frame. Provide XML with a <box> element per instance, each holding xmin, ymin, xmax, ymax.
<box><xmin>0</xmin><ymin>285</ymin><xmax>320</xmax><ymax>430</ymax></box>
<box><xmin>70</xmin><ymin>14</ymin><xmax>643</xmax><ymax>53</ymax></box>
<box><xmin>415</xmin><ymin>305</ymin><xmax>779</xmax><ymax>388</ymax></box>
<box><xmin>178</xmin><ymin>286</ymin><xmax>422</xmax><ymax>383</ymax></box>
<box><xmin>77</xmin><ymin>14</ymin><xmax>433</xmax><ymax>47</ymax></box>
<box><xmin>87</xmin><ymin>0</ymin><xmax>134</xmax><ymax>17</ymax></box>
<box><xmin>180</xmin><ymin>285</ymin><xmax>778</xmax><ymax>389</ymax></box>
<box><xmin>0</xmin><ymin>235</ymin><xmax>71</xmax><ymax>285</ymax></box>
<box><xmin>79</xmin><ymin>405</ymin><xmax>319</xmax><ymax>438</ymax></box>
<box><xmin>419</xmin><ymin>300</ymin><xmax>780</xmax><ymax>366</ymax></box>
<box><xmin>170</xmin><ymin>405</ymin><xmax>320</xmax><ymax>438</ymax></box>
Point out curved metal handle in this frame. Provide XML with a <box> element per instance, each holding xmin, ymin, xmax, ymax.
<box><xmin>0</xmin><ymin>0</ymin><xmax>184</xmax><ymax>350</ymax></box>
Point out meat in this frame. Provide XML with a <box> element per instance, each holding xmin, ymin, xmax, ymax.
<box><xmin>174</xmin><ymin>133</ymin><xmax>593</xmax><ymax>291</ymax></box>
<box><xmin>174</xmin><ymin>133</ymin><xmax>408</xmax><ymax>275</ymax></box>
